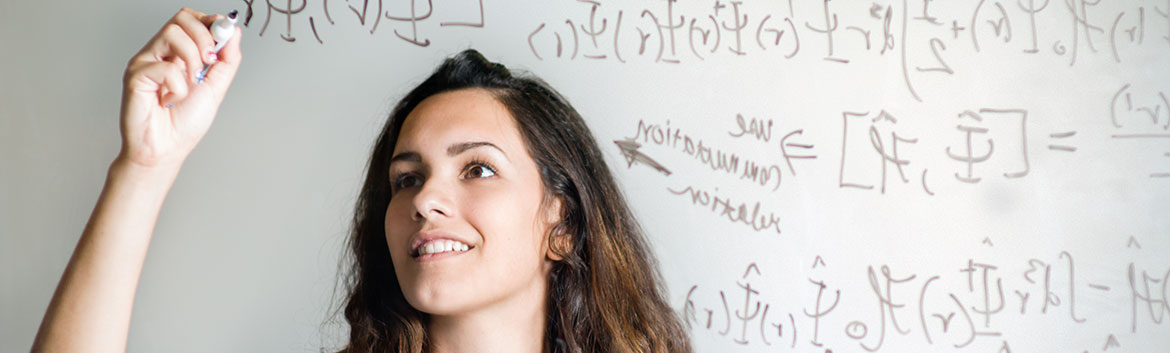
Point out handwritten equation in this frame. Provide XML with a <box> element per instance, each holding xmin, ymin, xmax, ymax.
<box><xmin>528</xmin><ymin>0</ymin><xmax>1170</xmax><ymax>102</ymax></box>
<box><xmin>615</xmin><ymin>81</ymin><xmax>1170</xmax><ymax>235</ymax></box>
<box><xmin>239</xmin><ymin>0</ymin><xmax>485</xmax><ymax>45</ymax></box>
<box><xmin>680</xmin><ymin>242</ymin><xmax>1169</xmax><ymax>352</ymax></box>
<box><xmin>527</xmin><ymin>0</ymin><xmax>1170</xmax><ymax>64</ymax></box>
<box><xmin>243</xmin><ymin>0</ymin><xmax>1170</xmax><ymax>104</ymax></box>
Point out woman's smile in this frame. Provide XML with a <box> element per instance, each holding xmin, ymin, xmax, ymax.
<box><xmin>410</xmin><ymin>231</ymin><xmax>477</xmax><ymax>262</ymax></box>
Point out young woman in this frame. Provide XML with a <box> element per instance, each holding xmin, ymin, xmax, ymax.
<box><xmin>31</xmin><ymin>8</ymin><xmax>692</xmax><ymax>353</ymax></box>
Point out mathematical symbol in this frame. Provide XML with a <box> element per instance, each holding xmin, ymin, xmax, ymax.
<box><xmin>1127</xmin><ymin>236</ymin><xmax>1142</xmax><ymax>249</ymax></box>
<box><xmin>951</xmin><ymin>20</ymin><xmax>966</xmax><ymax>38</ymax></box>
<box><xmin>1048</xmin><ymin>131</ymin><xmax>1077</xmax><ymax>152</ymax></box>
<box><xmin>1103</xmin><ymin>334</ymin><xmax>1120</xmax><ymax>350</ymax></box>
<box><xmin>743</xmin><ymin>263</ymin><xmax>761</xmax><ymax>278</ymax></box>
<box><xmin>998</xmin><ymin>340</ymin><xmax>1013</xmax><ymax>353</ymax></box>
<box><xmin>933</xmin><ymin>312</ymin><xmax>955</xmax><ymax>332</ymax></box>
<box><xmin>812</xmin><ymin>256</ymin><xmax>827</xmax><ymax>269</ymax></box>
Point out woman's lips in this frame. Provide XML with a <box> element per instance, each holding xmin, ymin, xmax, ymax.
<box><xmin>412</xmin><ymin>238</ymin><xmax>474</xmax><ymax>261</ymax></box>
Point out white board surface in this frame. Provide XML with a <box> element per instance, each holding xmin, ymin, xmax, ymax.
<box><xmin>3</xmin><ymin>0</ymin><xmax>1169</xmax><ymax>352</ymax></box>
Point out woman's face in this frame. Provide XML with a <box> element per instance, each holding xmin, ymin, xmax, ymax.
<box><xmin>385</xmin><ymin>88</ymin><xmax>559</xmax><ymax>316</ymax></box>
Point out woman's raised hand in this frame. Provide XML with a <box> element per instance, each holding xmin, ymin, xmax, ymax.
<box><xmin>31</xmin><ymin>9</ymin><xmax>244</xmax><ymax>353</ymax></box>
<box><xmin>119</xmin><ymin>7</ymin><xmax>242</xmax><ymax>168</ymax></box>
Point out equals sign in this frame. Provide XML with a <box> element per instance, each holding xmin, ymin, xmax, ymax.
<box><xmin>1048</xmin><ymin>131</ymin><xmax>1077</xmax><ymax>152</ymax></box>
<box><xmin>782</xmin><ymin>130</ymin><xmax>818</xmax><ymax>166</ymax></box>
<box><xmin>1157</xmin><ymin>152</ymin><xmax>1170</xmax><ymax>178</ymax></box>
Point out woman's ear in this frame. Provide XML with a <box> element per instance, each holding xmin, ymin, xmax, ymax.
<box><xmin>544</xmin><ymin>196</ymin><xmax>571</xmax><ymax>261</ymax></box>
<box><xmin>546</xmin><ymin>230</ymin><xmax>569</xmax><ymax>261</ymax></box>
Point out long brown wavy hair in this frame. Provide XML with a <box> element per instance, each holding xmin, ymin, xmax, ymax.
<box><xmin>336</xmin><ymin>49</ymin><xmax>691</xmax><ymax>353</ymax></box>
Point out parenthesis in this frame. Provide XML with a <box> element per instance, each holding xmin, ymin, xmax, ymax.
<box><xmin>1110</xmin><ymin>84</ymin><xmax>1130</xmax><ymax>128</ymax></box>
<box><xmin>709</xmin><ymin>15</ymin><xmax>721</xmax><ymax>54</ymax></box>
<box><xmin>323</xmin><ymin>0</ymin><xmax>335</xmax><ymax>25</ymax></box>
<box><xmin>921</xmin><ymin>169</ymin><xmax>935</xmax><ymax>196</ymax></box>
<box><xmin>529</xmin><ymin>23</ymin><xmax>546</xmax><ymax>60</ymax></box>
<box><xmin>370</xmin><ymin>0</ymin><xmax>383</xmax><ymax>34</ymax></box>
<box><xmin>789</xmin><ymin>313</ymin><xmax>797</xmax><ymax>348</ymax></box>
<box><xmin>785</xmin><ymin>18</ymin><xmax>799</xmax><ymax>59</ymax></box>
<box><xmin>719</xmin><ymin>291</ymin><xmax>732</xmax><ymax>335</ymax></box>
<box><xmin>1110</xmin><ymin>12</ymin><xmax>1124</xmax><ymax>63</ymax></box>
<box><xmin>757</xmin><ymin>15</ymin><xmax>771</xmax><ymax>50</ymax></box>
<box><xmin>643</xmin><ymin>10</ymin><xmax>668</xmax><ymax>62</ymax></box>
<box><xmin>564</xmin><ymin>20</ymin><xmax>579</xmax><ymax>59</ymax></box>
<box><xmin>971</xmin><ymin>0</ymin><xmax>986</xmax><ymax>52</ymax></box>
<box><xmin>688</xmin><ymin>18</ymin><xmax>705</xmax><ymax>60</ymax></box>
<box><xmin>919</xmin><ymin>276</ymin><xmax>940</xmax><ymax>344</ymax></box>
<box><xmin>614</xmin><ymin>11</ymin><xmax>626</xmax><ymax>63</ymax></box>
<box><xmin>950</xmin><ymin>293</ymin><xmax>977</xmax><ymax>348</ymax></box>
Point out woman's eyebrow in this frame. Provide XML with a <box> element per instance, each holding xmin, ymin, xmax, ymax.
<box><xmin>447</xmin><ymin>141</ymin><xmax>508</xmax><ymax>160</ymax></box>
<box><xmin>389</xmin><ymin>152</ymin><xmax>421</xmax><ymax>165</ymax></box>
<box><xmin>390</xmin><ymin>141</ymin><xmax>508</xmax><ymax>166</ymax></box>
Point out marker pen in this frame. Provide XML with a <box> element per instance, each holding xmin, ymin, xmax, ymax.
<box><xmin>196</xmin><ymin>10</ymin><xmax>238</xmax><ymax>83</ymax></box>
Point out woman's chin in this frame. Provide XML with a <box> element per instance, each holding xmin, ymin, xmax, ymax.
<box><xmin>402</xmin><ymin>285</ymin><xmax>478</xmax><ymax>316</ymax></box>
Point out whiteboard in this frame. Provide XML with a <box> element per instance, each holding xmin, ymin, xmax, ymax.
<box><xmin>2</xmin><ymin>0</ymin><xmax>1168</xmax><ymax>352</ymax></box>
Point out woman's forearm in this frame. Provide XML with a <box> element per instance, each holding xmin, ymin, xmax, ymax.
<box><xmin>31</xmin><ymin>6</ymin><xmax>241</xmax><ymax>352</ymax></box>
<box><xmin>30</xmin><ymin>157</ymin><xmax>181</xmax><ymax>353</ymax></box>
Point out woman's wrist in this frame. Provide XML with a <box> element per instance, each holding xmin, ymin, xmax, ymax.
<box><xmin>108</xmin><ymin>154</ymin><xmax>184</xmax><ymax>192</ymax></box>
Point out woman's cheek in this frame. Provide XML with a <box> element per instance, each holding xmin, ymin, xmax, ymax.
<box><xmin>385</xmin><ymin>199</ymin><xmax>413</xmax><ymax>255</ymax></box>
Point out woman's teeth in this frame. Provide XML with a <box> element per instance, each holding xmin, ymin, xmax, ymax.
<box><xmin>417</xmin><ymin>240</ymin><xmax>471</xmax><ymax>256</ymax></box>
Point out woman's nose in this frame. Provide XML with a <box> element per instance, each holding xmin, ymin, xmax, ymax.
<box><xmin>410</xmin><ymin>179</ymin><xmax>453</xmax><ymax>222</ymax></box>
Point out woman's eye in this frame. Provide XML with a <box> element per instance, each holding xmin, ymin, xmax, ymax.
<box><xmin>466</xmin><ymin>164</ymin><xmax>496</xmax><ymax>179</ymax></box>
<box><xmin>393</xmin><ymin>174</ymin><xmax>422</xmax><ymax>190</ymax></box>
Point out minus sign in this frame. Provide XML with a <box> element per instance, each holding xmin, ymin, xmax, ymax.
<box><xmin>1112</xmin><ymin>134</ymin><xmax>1170</xmax><ymax>138</ymax></box>
<box><xmin>1089</xmin><ymin>283</ymin><xmax>1110</xmax><ymax>291</ymax></box>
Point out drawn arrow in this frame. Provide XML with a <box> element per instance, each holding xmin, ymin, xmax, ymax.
<box><xmin>613</xmin><ymin>138</ymin><xmax>672</xmax><ymax>176</ymax></box>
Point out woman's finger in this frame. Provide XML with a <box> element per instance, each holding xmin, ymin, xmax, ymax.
<box><xmin>202</xmin><ymin>26</ymin><xmax>243</xmax><ymax>95</ymax></box>
<box><xmin>159</xmin><ymin>60</ymin><xmax>190</xmax><ymax>106</ymax></box>
<box><xmin>172</xmin><ymin>10</ymin><xmax>218</xmax><ymax>66</ymax></box>
<box><xmin>179</xmin><ymin>7</ymin><xmax>215</xmax><ymax>26</ymax></box>
<box><xmin>152</xmin><ymin>22</ymin><xmax>203</xmax><ymax>83</ymax></box>
<box><xmin>129</xmin><ymin>60</ymin><xmax>189</xmax><ymax>107</ymax></box>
